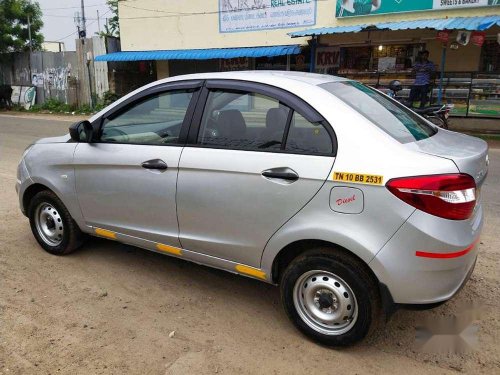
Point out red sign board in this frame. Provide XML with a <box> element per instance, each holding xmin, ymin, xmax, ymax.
<box><xmin>315</xmin><ymin>46</ymin><xmax>340</xmax><ymax>74</ymax></box>
<box><xmin>436</xmin><ymin>30</ymin><xmax>451</xmax><ymax>43</ymax></box>
<box><xmin>471</xmin><ymin>31</ymin><xmax>486</xmax><ymax>47</ymax></box>
<box><xmin>220</xmin><ymin>57</ymin><xmax>250</xmax><ymax>72</ymax></box>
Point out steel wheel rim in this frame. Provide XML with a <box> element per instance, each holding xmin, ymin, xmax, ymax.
<box><xmin>293</xmin><ymin>270</ymin><xmax>358</xmax><ymax>336</ymax></box>
<box><xmin>34</xmin><ymin>203</ymin><xmax>64</xmax><ymax>246</ymax></box>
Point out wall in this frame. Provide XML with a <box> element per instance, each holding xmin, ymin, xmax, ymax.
<box><xmin>0</xmin><ymin>51</ymin><xmax>79</xmax><ymax>105</ymax></box>
<box><xmin>118</xmin><ymin>0</ymin><xmax>499</xmax><ymax>51</ymax></box>
<box><xmin>426</xmin><ymin>35</ymin><xmax>483</xmax><ymax>72</ymax></box>
<box><xmin>76</xmin><ymin>36</ymin><xmax>114</xmax><ymax>106</ymax></box>
<box><xmin>0</xmin><ymin>36</ymin><xmax>112</xmax><ymax>107</ymax></box>
<box><xmin>92</xmin><ymin>37</ymin><xmax>110</xmax><ymax>98</ymax></box>
<box><xmin>43</xmin><ymin>42</ymin><xmax>65</xmax><ymax>52</ymax></box>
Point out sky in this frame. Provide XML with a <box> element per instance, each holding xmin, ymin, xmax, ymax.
<box><xmin>37</xmin><ymin>0</ymin><xmax>113</xmax><ymax>51</ymax></box>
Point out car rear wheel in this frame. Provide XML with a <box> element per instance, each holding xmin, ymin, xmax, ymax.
<box><xmin>28</xmin><ymin>190</ymin><xmax>85</xmax><ymax>255</ymax></box>
<box><xmin>280</xmin><ymin>248</ymin><xmax>381</xmax><ymax>346</ymax></box>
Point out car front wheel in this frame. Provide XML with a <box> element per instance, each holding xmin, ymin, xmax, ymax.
<box><xmin>28</xmin><ymin>190</ymin><xmax>85</xmax><ymax>255</ymax></box>
<box><xmin>280</xmin><ymin>248</ymin><xmax>381</xmax><ymax>346</ymax></box>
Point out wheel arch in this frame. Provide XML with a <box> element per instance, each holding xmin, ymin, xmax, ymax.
<box><xmin>269</xmin><ymin>239</ymin><xmax>396</xmax><ymax>318</ymax></box>
<box><xmin>22</xmin><ymin>183</ymin><xmax>54</xmax><ymax>213</ymax></box>
<box><xmin>21</xmin><ymin>179</ymin><xmax>87</xmax><ymax>233</ymax></box>
<box><xmin>270</xmin><ymin>239</ymin><xmax>376</xmax><ymax>285</ymax></box>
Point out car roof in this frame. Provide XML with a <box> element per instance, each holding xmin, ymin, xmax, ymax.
<box><xmin>158</xmin><ymin>70</ymin><xmax>350</xmax><ymax>87</ymax></box>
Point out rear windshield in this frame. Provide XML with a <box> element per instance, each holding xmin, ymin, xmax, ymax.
<box><xmin>320</xmin><ymin>81</ymin><xmax>436</xmax><ymax>143</ymax></box>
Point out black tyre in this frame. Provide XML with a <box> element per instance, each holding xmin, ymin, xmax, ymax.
<box><xmin>28</xmin><ymin>190</ymin><xmax>85</xmax><ymax>255</ymax></box>
<box><xmin>280</xmin><ymin>248</ymin><xmax>381</xmax><ymax>347</ymax></box>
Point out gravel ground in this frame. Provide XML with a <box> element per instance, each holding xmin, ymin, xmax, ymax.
<box><xmin>0</xmin><ymin>114</ymin><xmax>499</xmax><ymax>375</ymax></box>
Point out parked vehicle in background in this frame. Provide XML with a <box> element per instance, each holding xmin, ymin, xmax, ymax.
<box><xmin>387</xmin><ymin>79</ymin><xmax>453</xmax><ymax>129</ymax></box>
<box><xmin>16</xmin><ymin>71</ymin><xmax>488</xmax><ymax>346</ymax></box>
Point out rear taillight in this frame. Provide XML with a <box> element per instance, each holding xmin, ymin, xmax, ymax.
<box><xmin>386</xmin><ymin>174</ymin><xmax>476</xmax><ymax>220</ymax></box>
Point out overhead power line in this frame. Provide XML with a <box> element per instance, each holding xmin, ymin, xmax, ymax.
<box><xmin>41</xmin><ymin>3</ymin><xmax>106</xmax><ymax>11</ymax></box>
<box><xmin>54</xmin><ymin>9</ymin><xmax>111</xmax><ymax>41</ymax></box>
<box><xmin>44</xmin><ymin>13</ymin><xmax>98</xmax><ymax>20</ymax></box>
<box><xmin>119</xmin><ymin>0</ymin><xmax>327</xmax><ymax>19</ymax></box>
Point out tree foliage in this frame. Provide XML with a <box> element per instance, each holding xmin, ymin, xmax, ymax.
<box><xmin>100</xmin><ymin>0</ymin><xmax>119</xmax><ymax>38</ymax></box>
<box><xmin>0</xmin><ymin>0</ymin><xmax>44</xmax><ymax>53</ymax></box>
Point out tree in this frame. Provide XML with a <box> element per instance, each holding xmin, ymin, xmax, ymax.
<box><xmin>0</xmin><ymin>0</ymin><xmax>44</xmax><ymax>53</ymax></box>
<box><xmin>100</xmin><ymin>0</ymin><xmax>119</xmax><ymax>38</ymax></box>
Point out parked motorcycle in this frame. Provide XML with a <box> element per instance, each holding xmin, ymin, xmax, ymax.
<box><xmin>386</xmin><ymin>80</ymin><xmax>453</xmax><ymax>129</ymax></box>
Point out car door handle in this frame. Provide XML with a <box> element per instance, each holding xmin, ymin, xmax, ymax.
<box><xmin>141</xmin><ymin>159</ymin><xmax>168</xmax><ymax>171</ymax></box>
<box><xmin>262</xmin><ymin>168</ymin><xmax>299</xmax><ymax>182</ymax></box>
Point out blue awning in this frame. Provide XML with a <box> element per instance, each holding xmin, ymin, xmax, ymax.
<box><xmin>289</xmin><ymin>15</ymin><xmax>500</xmax><ymax>37</ymax></box>
<box><xmin>94</xmin><ymin>45</ymin><xmax>301</xmax><ymax>62</ymax></box>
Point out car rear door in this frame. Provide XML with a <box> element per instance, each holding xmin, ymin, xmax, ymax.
<box><xmin>74</xmin><ymin>81</ymin><xmax>202</xmax><ymax>248</ymax></box>
<box><xmin>176</xmin><ymin>80</ymin><xmax>337</xmax><ymax>267</ymax></box>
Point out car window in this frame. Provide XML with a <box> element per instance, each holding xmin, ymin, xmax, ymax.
<box><xmin>197</xmin><ymin>89</ymin><xmax>291</xmax><ymax>151</ymax></box>
<box><xmin>286</xmin><ymin>112</ymin><xmax>333</xmax><ymax>154</ymax></box>
<box><xmin>101</xmin><ymin>90</ymin><xmax>194</xmax><ymax>145</ymax></box>
<box><xmin>320</xmin><ymin>81</ymin><xmax>436</xmax><ymax>144</ymax></box>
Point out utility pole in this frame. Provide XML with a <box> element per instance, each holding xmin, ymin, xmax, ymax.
<box><xmin>75</xmin><ymin>1</ymin><xmax>93</xmax><ymax>109</ymax></box>
<box><xmin>80</xmin><ymin>0</ymin><xmax>87</xmax><ymax>37</ymax></box>
<box><xmin>27</xmin><ymin>4</ymin><xmax>33</xmax><ymax>85</ymax></box>
<box><xmin>97</xmin><ymin>10</ymin><xmax>101</xmax><ymax>33</ymax></box>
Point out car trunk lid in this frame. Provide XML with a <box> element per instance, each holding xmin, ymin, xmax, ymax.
<box><xmin>405</xmin><ymin>129</ymin><xmax>489</xmax><ymax>187</ymax></box>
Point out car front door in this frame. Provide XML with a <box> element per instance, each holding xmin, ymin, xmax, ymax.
<box><xmin>176</xmin><ymin>80</ymin><xmax>337</xmax><ymax>267</ymax></box>
<box><xmin>74</xmin><ymin>81</ymin><xmax>201</xmax><ymax>248</ymax></box>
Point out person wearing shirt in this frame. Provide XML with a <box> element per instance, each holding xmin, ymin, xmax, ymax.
<box><xmin>409</xmin><ymin>50</ymin><xmax>435</xmax><ymax>108</ymax></box>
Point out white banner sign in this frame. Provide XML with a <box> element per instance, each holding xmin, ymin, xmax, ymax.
<box><xmin>219</xmin><ymin>0</ymin><xmax>316</xmax><ymax>33</ymax></box>
<box><xmin>433</xmin><ymin>0</ymin><xmax>493</xmax><ymax>10</ymax></box>
<box><xmin>11</xmin><ymin>86</ymin><xmax>36</xmax><ymax>109</ymax></box>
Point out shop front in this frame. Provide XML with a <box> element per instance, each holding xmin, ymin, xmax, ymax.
<box><xmin>166</xmin><ymin>47</ymin><xmax>312</xmax><ymax>76</ymax></box>
<box><xmin>290</xmin><ymin>6</ymin><xmax>500</xmax><ymax>118</ymax></box>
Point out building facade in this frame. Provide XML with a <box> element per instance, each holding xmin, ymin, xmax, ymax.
<box><xmin>96</xmin><ymin>0</ymin><xmax>500</xmax><ymax>117</ymax></box>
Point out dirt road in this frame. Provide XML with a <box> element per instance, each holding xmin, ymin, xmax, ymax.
<box><xmin>1</xmin><ymin>114</ymin><xmax>499</xmax><ymax>374</ymax></box>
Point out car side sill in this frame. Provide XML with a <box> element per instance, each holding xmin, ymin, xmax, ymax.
<box><xmin>91</xmin><ymin>227</ymin><xmax>271</xmax><ymax>283</ymax></box>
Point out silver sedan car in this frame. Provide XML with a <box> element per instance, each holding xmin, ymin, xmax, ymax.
<box><xmin>16</xmin><ymin>71</ymin><xmax>488</xmax><ymax>346</ymax></box>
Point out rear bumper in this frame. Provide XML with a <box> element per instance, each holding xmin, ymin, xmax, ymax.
<box><xmin>370</xmin><ymin>205</ymin><xmax>483</xmax><ymax>304</ymax></box>
<box><xmin>400</xmin><ymin>255</ymin><xmax>476</xmax><ymax>310</ymax></box>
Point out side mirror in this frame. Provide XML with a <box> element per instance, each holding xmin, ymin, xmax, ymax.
<box><xmin>69</xmin><ymin>120</ymin><xmax>93</xmax><ymax>143</ymax></box>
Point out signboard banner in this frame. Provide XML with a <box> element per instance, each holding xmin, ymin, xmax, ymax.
<box><xmin>220</xmin><ymin>57</ymin><xmax>251</xmax><ymax>71</ymax></box>
<box><xmin>315</xmin><ymin>46</ymin><xmax>340</xmax><ymax>74</ymax></box>
<box><xmin>471</xmin><ymin>31</ymin><xmax>486</xmax><ymax>46</ymax></box>
<box><xmin>336</xmin><ymin>0</ymin><xmax>499</xmax><ymax>18</ymax></box>
<box><xmin>378</xmin><ymin>56</ymin><xmax>396</xmax><ymax>71</ymax></box>
<box><xmin>457</xmin><ymin>30</ymin><xmax>472</xmax><ymax>45</ymax></box>
<box><xmin>220</xmin><ymin>0</ymin><xmax>316</xmax><ymax>33</ymax></box>
<box><xmin>10</xmin><ymin>86</ymin><xmax>36</xmax><ymax>110</ymax></box>
<box><xmin>436</xmin><ymin>30</ymin><xmax>451</xmax><ymax>43</ymax></box>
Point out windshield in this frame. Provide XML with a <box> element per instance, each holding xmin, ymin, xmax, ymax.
<box><xmin>319</xmin><ymin>81</ymin><xmax>437</xmax><ymax>144</ymax></box>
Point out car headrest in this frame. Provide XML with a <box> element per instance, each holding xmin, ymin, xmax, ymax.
<box><xmin>216</xmin><ymin>110</ymin><xmax>246</xmax><ymax>139</ymax></box>
<box><xmin>266</xmin><ymin>107</ymin><xmax>288</xmax><ymax>134</ymax></box>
